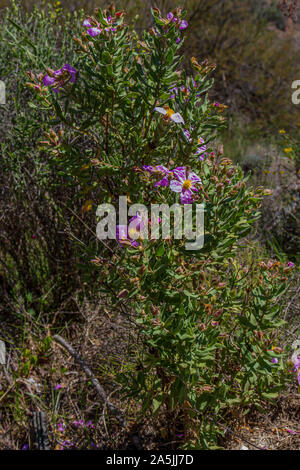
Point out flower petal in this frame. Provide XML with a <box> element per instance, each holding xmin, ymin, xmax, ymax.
<box><xmin>170</xmin><ymin>180</ymin><xmax>183</xmax><ymax>193</ymax></box>
<box><xmin>155</xmin><ymin>176</ymin><xmax>169</xmax><ymax>187</ymax></box>
<box><xmin>43</xmin><ymin>75</ymin><xmax>56</xmax><ymax>86</ymax></box>
<box><xmin>172</xmin><ymin>166</ymin><xmax>186</xmax><ymax>182</ymax></box>
<box><xmin>87</xmin><ymin>27</ymin><xmax>102</xmax><ymax>37</ymax></box>
<box><xmin>83</xmin><ymin>19</ymin><xmax>92</xmax><ymax>28</ymax></box>
<box><xmin>188</xmin><ymin>171</ymin><xmax>202</xmax><ymax>185</ymax></box>
<box><xmin>154</xmin><ymin>165</ymin><xmax>169</xmax><ymax>174</ymax></box>
<box><xmin>171</xmin><ymin>112</ymin><xmax>184</xmax><ymax>124</ymax></box>
<box><xmin>180</xmin><ymin>191</ymin><xmax>193</xmax><ymax>204</ymax></box>
<box><xmin>154</xmin><ymin>107</ymin><xmax>167</xmax><ymax>115</ymax></box>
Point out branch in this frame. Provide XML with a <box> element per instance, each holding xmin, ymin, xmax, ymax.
<box><xmin>53</xmin><ymin>334</ymin><xmax>126</xmax><ymax>427</ymax></box>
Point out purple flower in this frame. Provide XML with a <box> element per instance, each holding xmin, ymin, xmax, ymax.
<box><xmin>176</xmin><ymin>37</ymin><xmax>181</xmax><ymax>44</ymax></box>
<box><xmin>57</xmin><ymin>421</ymin><xmax>66</xmax><ymax>433</ymax></box>
<box><xmin>142</xmin><ymin>165</ymin><xmax>170</xmax><ymax>187</ymax></box>
<box><xmin>61</xmin><ymin>440</ymin><xmax>73</xmax><ymax>448</ymax></box>
<box><xmin>170</xmin><ymin>167</ymin><xmax>202</xmax><ymax>204</ymax></box>
<box><xmin>43</xmin><ymin>64</ymin><xmax>77</xmax><ymax>93</ymax></box>
<box><xmin>286</xmin><ymin>428</ymin><xmax>300</xmax><ymax>435</ymax></box>
<box><xmin>195</xmin><ymin>137</ymin><xmax>208</xmax><ymax>161</ymax></box>
<box><xmin>86</xmin><ymin>420</ymin><xmax>95</xmax><ymax>429</ymax></box>
<box><xmin>271</xmin><ymin>358</ymin><xmax>278</xmax><ymax>364</ymax></box>
<box><xmin>184</xmin><ymin>129</ymin><xmax>192</xmax><ymax>142</ymax></box>
<box><xmin>179</xmin><ymin>20</ymin><xmax>188</xmax><ymax>30</ymax></box>
<box><xmin>87</xmin><ymin>27</ymin><xmax>102</xmax><ymax>37</ymax></box>
<box><xmin>288</xmin><ymin>262</ymin><xmax>295</xmax><ymax>268</ymax></box>
<box><xmin>54</xmin><ymin>384</ymin><xmax>62</xmax><ymax>390</ymax></box>
<box><xmin>73</xmin><ymin>419</ymin><xmax>84</xmax><ymax>428</ymax></box>
<box><xmin>116</xmin><ymin>212</ymin><xmax>146</xmax><ymax>248</ymax></box>
<box><xmin>184</xmin><ymin>129</ymin><xmax>208</xmax><ymax>160</ymax></box>
<box><xmin>22</xmin><ymin>444</ymin><xmax>29</xmax><ymax>450</ymax></box>
<box><xmin>83</xmin><ymin>19</ymin><xmax>92</xmax><ymax>28</ymax></box>
<box><xmin>167</xmin><ymin>12</ymin><xmax>174</xmax><ymax>21</ymax></box>
<box><xmin>170</xmin><ymin>86</ymin><xmax>179</xmax><ymax>99</ymax></box>
<box><xmin>83</xmin><ymin>17</ymin><xmax>102</xmax><ymax>36</ymax></box>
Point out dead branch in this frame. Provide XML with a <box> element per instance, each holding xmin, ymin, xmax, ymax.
<box><xmin>53</xmin><ymin>334</ymin><xmax>126</xmax><ymax>427</ymax></box>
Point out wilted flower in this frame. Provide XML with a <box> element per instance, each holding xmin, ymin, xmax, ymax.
<box><xmin>43</xmin><ymin>64</ymin><xmax>77</xmax><ymax>92</ymax></box>
<box><xmin>170</xmin><ymin>167</ymin><xmax>202</xmax><ymax>204</ymax></box>
<box><xmin>142</xmin><ymin>165</ymin><xmax>170</xmax><ymax>187</ymax></box>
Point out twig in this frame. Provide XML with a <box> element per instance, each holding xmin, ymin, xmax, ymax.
<box><xmin>53</xmin><ymin>334</ymin><xmax>126</xmax><ymax>427</ymax></box>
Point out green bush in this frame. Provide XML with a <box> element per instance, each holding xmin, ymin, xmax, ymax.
<box><xmin>24</xmin><ymin>5</ymin><xmax>294</xmax><ymax>448</ymax></box>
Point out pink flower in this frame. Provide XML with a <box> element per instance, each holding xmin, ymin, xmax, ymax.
<box><xmin>170</xmin><ymin>167</ymin><xmax>202</xmax><ymax>204</ymax></box>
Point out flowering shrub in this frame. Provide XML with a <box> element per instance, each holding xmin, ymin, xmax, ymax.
<box><xmin>28</xmin><ymin>5</ymin><xmax>293</xmax><ymax>449</ymax></box>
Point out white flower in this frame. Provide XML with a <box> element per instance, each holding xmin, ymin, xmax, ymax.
<box><xmin>154</xmin><ymin>106</ymin><xmax>184</xmax><ymax>124</ymax></box>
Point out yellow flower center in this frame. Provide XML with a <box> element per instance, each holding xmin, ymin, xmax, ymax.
<box><xmin>182</xmin><ymin>179</ymin><xmax>192</xmax><ymax>190</ymax></box>
<box><xmin>165</xmin><ymin>106</ymin><xmax>175</xmax><ymax>118</ymax></box>
<box><xmin>128</xmin><ymin>227</ymin><xmax>139</xmax><ymax>239</ymax></box>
